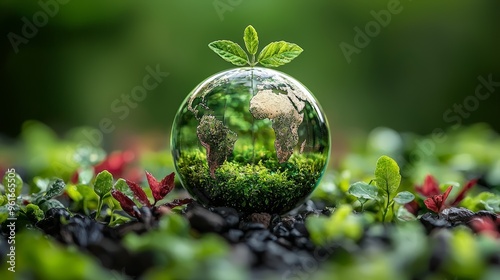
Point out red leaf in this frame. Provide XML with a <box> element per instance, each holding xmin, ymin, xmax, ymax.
<box><xmin>126</xmin><ymin>180</ymin><xmax>151</xmax><ymax>207</ymax></box>
<box><xmin>441</xmin><ymin>185</ymin><xmax>453</xmax><ymax>202</ymax></box>
<box><xmin>450</xmin><ymin>178</ymin><xmax>477</xmax><ymax>206</ymax></box>
<box><xmin>164</xmin><ymin>198</ymin><xmax>193</xmax><ymax>209</ymax></box>
<box><xmin>111</xmin><ymin>189</ymin><xmax>141</xmax><ymax>218</ymax></box>
<box><xmin>404</xmin><ymin>200</ymin><xmax>420</xmax><ymax>215</ymax></box>
<box><xmin>415</xmin><ymin>175</ymin><xmax>441</xmax><ymax>197</ymax></box>
<box><xmin>146</xmin><ymin>171</ymin><xmax>176</xmax><ymax>204</ymax></box>
<box><xmin>159</xmin><ymin>172</ymin><xmax>176</xmax><ymax>199</ymax></box>
<box><xmin>424</xmin><ymin>186</ymin><xmax>453</xmax><ymax>213</ymax></box>
<box><xmin>145</xmin><ymin>171</ymin><xmax>160</xmax><ymax>201</ymax></box>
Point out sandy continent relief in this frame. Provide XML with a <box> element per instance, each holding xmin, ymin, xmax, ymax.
<box><xmin>249</xmin><ymin>89</ymin><xmax>304</xmax><ymax>162</ymax></box>
<box><xmin>197</xmin><ymin>115</ymin><xmax>237</xmax><ymax>178</ymax></box>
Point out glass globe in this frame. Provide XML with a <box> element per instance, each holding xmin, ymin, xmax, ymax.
<box><xmin>171</xmin><ymin>67</ymin><xmax>330</xmax><ymax>214</ymax></box>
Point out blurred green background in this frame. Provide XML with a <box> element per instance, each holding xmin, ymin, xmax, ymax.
<box><xmin>1</xmin><ymin>0</ymin><xmax>499</xmax><ymax>162</ymax></box>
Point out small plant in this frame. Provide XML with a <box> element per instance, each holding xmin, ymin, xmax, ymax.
<box><xmin>208</xmin><ymin>25</ymin><xmax>303</xmax><ymax>67</ymax></box>
<box><xmin>111</xmin><ymin>171</ymin><xmax>192</xmax><ymax>219</ymax></box>
<box><xmin>415</xmin><ymin>174</ymin><xmax>477</xmax><ymax>213</ymax></box>
<box><xmin>347</xmin><ymin>155</ymin><xmax>414</xmax><ymax>222</ymax></box>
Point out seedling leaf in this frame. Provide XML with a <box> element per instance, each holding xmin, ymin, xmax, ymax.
<box><xmin>258</xmin><ymin>41</ymin><xmax>303</xmax><ymax>67</ymax></box>
<box><xmin>208</xmin><ymin>40</ymin><xmax>249</xmax><ymax>66</ymax></box>
<box><xmin>94</xmin><ymin>170</ymin><xmax>113</xmax><ymax>198</ymax></box>
<box><xmin>244</xmin><ymin>25</ymin><xmax>259</xmax><ymax>55</ymax></box>
<box><xmin>374</xmin><ymin>155</ymin><xmax>401</xmax><ymax>200</ymax></box>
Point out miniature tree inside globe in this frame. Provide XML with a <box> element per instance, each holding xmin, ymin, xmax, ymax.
<box><xmin>171</xmin><ymin>26</ymin><xmax>330</xmax><ymax>214</ymax></box>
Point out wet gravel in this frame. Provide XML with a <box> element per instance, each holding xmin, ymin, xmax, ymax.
<box><xmin>33</xmin><ymin>202</ymin><xmax>498</xmax><ymax>279</ymax></box>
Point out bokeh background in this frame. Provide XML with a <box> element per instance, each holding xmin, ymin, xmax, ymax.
<box><xmin>1</xmin><ymin>0</ymin><xmax>499</xmax><ymax>174</ymax></box>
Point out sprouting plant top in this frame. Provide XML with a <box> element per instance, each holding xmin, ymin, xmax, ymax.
<box><xmin>208</xmin><ymin>25</ymin><xmax>303</xmax><ymax>68</ymax></box>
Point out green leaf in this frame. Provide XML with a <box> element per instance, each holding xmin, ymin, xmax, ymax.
<box><xmin>25</xmin><ymin>204</ymin><xmax>45</xmax><ymax>222</ymax></box>
<box><xmin>76</xmin><ymin>184</ymin><xmax>99</xmax><ymax>202</ymax></box>
<box><xmin>208</xmin><ymin>40</ymin><xmax>249</xmax><ymax>66</ymax></box>
<box><xmin>39</xmin><ymin>199</ymin><xmax>65</xmax><ymax>213</ymax></box>
<box><xmin>348</xmin><ymin>182</ymin><xmax>379</xmax><ymax>201</ymax></box>
<box><xmin>108</xmin><ymin>213</ymin><xmax>130</xmax><ymax>227</ymax></box>
<box><xmin>393</xmin><ymin>191</ymin><xmax>415</xmax><ymax>205</ymax></box>
<box><xmin>257</xmin><ymin>41</ymin><xmax>303</xmax><ymax>67</ymax></box>
<box><xmin>482</xmin><ymin>197</ymin><xmax>500</xmax><ymax>212</ymax></box>
<box><xmin>0</xmin><ymin>205</ymin><xmax>8</xmax><ymax>224</ymax></box>
<box><xmin>45</xmin><ymin>179</ymin><xmax>65</xmax><ymax>199</ymax></box>
<box><xmin>243</xmin><ymin>25</ymin><xmax>259</xmax><ymax>55</ymax></box>
<box><xmin>94</xmin><ymin>170</ymin><xmax>113</xmax><ymax>198</ymax></box>
<box><xmin>114</xmin><ymin>178</ymin><xmax>133</xmax><ymax>199</ymax></box>
<box><xmin>374</xmin><ymin>155</ymin><xmax>401</xmax><ymax>200</ymax></box>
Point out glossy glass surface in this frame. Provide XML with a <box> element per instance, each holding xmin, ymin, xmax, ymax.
<box><xmin>171</xmin><ymin>67</ymin><xmax>330</xmax><ymax>214</ymax></box>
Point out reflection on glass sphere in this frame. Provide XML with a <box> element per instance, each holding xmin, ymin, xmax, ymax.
<box><xmin>171</xmin><ymin>67</ymin><xmax>330</xmax><ymax>214</ymax></box>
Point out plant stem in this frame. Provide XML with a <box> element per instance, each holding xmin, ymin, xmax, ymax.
<box><xmin>108</xmin><ymin>210</ymin><xmax>115</xmax><ymax>225</ymax></box>
<box><xmin>96</xmin><ymin>199</ymin><xmax>103</xmax><ymax>221</ymax></box>
<box><xmin>382</xmin><ymin>202</ymin><xmax>388</xmax><ymax>222</ymax></box>
<box><xmin>250</xmin><ymin>69</ymin><xmax>256</xmax><ymax>165</ymax></box>
<box><xmin>249</xmin><ymin>54</ymin><xmax>256</xmax><ymax>66</ymax></box>
<box><xmin>382</xmin><ymin>182</ymin><xmax>390</xmax><ymax>222</ymax></box>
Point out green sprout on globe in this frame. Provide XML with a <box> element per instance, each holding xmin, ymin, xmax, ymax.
<box><xmin>171</xmin><ymin>25</ymin><xmax>330</xmax><ymax>214</ymax></box>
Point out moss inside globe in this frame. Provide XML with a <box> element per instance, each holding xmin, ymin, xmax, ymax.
<box><xmin>171</xmin><ymin>67</ymin><xmax>330</xmax><ymax>214</ymax></box>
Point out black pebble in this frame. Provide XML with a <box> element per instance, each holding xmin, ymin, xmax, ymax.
<box><xmin>289</xmin><ymin>228</ymin><xmax>303</xmax><ymax>238</ymax></box>
<box><xmin>272</xmin><ymin>224</ymin><xmax>290</xmax><ymax>238</ymax></box>
<box><xmin>185</xmin><ymin>205</ymin><xmax>226</xmax><ymax>233</ymax></box>
<box><xmin>212</xmin><ymin>207</ymin><xmax>240</xmax><ymax>228</ymax></box>
<box><xmin>441</xmin><ymin>207</ymin><xmax>475</xmax><ymax>225</ymax></box>
<box><xmin>293</xmin><ymin>222</ymin><xmax>309</xmax><ymax>237</ymax></box>
<box><xmin>246</xmin><ymin>238</ymin><xmax>267</xmax><ymax>253</ymax></box>
<box><xmin>225</xmin><ymin>229</ymin><xmax>244</xmax><ymax>243</ymax></box>
<box><xmin>295</xmin><ymin>237</ymin><xmax>314</xmax><ymax>251</ymax></box>
<box><xmin>245</xmin><ymin>229</ymin><xmax>271</xmax><ymax>242</ymax></box>
<box><xmin>240</xmin><ymin>222</ymin><xmax>266</xmax><ymax>231</ymax></box>
<box><xmin>419</xmin><ymin>213</ymin><xmax>452</xmax><ymax>233</ymax></box>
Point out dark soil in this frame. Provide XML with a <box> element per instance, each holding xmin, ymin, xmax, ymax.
<box><xmin>34</xmin><ymin>201</ymin><xmax>498</xmax><ymax>279</ymax></box>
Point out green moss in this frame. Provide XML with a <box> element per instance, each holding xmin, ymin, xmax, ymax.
<box><xmin>177</xmin><ymin>147</ymin><xmax>327</xmax><ymax>214</ymax></box>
